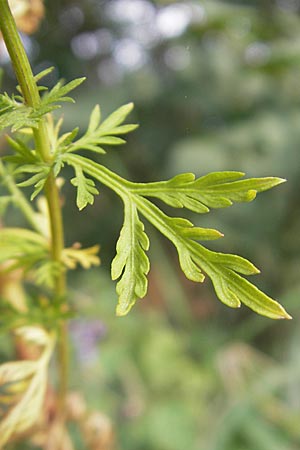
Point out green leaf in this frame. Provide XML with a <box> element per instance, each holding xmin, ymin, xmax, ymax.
<box><xmin>134</xmin><ymin>197</ymin><xmax>221</xmax><ymax>284</ymax></box>
<box><xmin>0</xmin><ymin>228</ymin><xmax>49</xmax><ymax>282</ymax></box>
<box><xmin>131</xmin><ymin>171</ymin><xmax>286</xmax><ymax>213</ymax></box>
<box><xmin>0</xmin><ymin>228</ymin><xmax>63</xmax><ymax>288</ymax></box>
<box><xmin>39</xmin><ymin>77</ymin><xmax>86</xmax><ymax>114</ymax></box>
<box><xmin>57</xmin><ymin>128</ymin><xmax>79</xmax><ymax>149</ymax></box>
<box><xmin>111</xmin><ymin>199</ymin><xmax>150</xmax><ymax>316</ymax></box>
<box><xmin>16</xmin><ymin>67</ymin><xmax>55</xmax><ymax>95</ymax></box>
<box><xmin>0</xmin><ymin>228</ymin><xmax>48</xmax><ymax>270</ymax></box>
<box><xmin>6</xmin><ymin>136</ymin><xmax>39</xmax><ymax>165</ymax></box>
<box><xmin>107</xmin><ymin>124</ymin><xmax>139</xmax><ymax>135</ymax></box>
<box><xmin>33</xmin><ymin>66</ymin><xmax>55</xmax><ymax>83</ymax></box>
<box><xmin>0</xmin><ymin>299</ymin><xmax>74</xmax><ymax>332</ymax></box>
<box><xmin>134</xmin><ymin>197</ymin><xmax>291</xmax><ymax>319</ymax></box>
<box><xmin>45</xmin><ymin>114</ymin><xmax>78</xmax><ymax>163</ymax></box>
<box><xmin>63</xmin><ymin>103</ymin><xmax>138</xmax><ymax>156</ymax></box>
<box><xmin>87</xmin><ymin>104</ymin><xmax>101</xmax><ymax>133</ymax></box>
<box><xmin>99</xmin><ymin>103</ymin><xmax>134</xmax><ymax>131</ymax></box>
<box><xmin>33</xmin><ymin>261</ymin><xmax>62</xmax><ymax>289</ymax></box>
<box><xmin>64</xmin><ymin>154</ymin><xmax>290</xmax><ymax>319</ymax></box>
<box><xmin>15</xmin><ymin>164</ymin><xmax>50</xmax><ymax>200</ymax></box>
<box><xmin>0</xmin><ymin>93</ymin><xmax>39</xmax><ymax>132</ymax></box>
<box><xmin>70</xmin><ymin>164</ymin><xmax>99</xmax><ymax>210</ymax></box>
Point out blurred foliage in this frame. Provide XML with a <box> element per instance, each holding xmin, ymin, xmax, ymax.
<box><xmin>1</xmin><ymin>0</ymin><xmax>300</xmax><ymax>449</ymax></box>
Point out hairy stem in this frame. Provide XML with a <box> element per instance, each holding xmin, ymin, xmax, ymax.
<box><xmin>0</xmin><ymin>0</ymin><xmax>68</xmax><ymax>415</ymax></box>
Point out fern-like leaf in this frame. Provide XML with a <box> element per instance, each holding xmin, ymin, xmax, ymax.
<box><xmin>15</xmin><ymin>164</ymin><xmax>50</xmax><ymax>200</ymax></box>
<box><xmin>0</xmin><ymin>228</ymin><xmax>48</xmax><ymax>271</ymax></box>
<box><xmin>131</xmin><ymin>171</ymin><xmax>286</xmax><ymax>213</ymax></box>
<box><xmin>0</xmin><ymin>329</ymin><xmax>55</xmax><ymax>447</ymax></box>
<box><xmin>5</xmin><ymin>136</ymin><xmax>40</xmax><ymax>165</ymax></box>
<box><xmin>111</xmin><ymin>198</ymin><xmax>150</xmax><ymax>316</ymax></box>
<box><xmin>64</xmin><ymin>132</ymin><xmax>290</xmax><ymax>319</ymax></box>
<box><xmin>39</xmin><ymin>77</ymin><xmax>86</xmax><ymax>114</ymax></box>
<box><xmin>62</xmin><ymin>244</ymin><xmax>100</xmax><ymax>269</ymax></box>
<box><xmin>135</xmin><ymin>196</ymin><xmax>291</xmax><ymax>319</ymax></box>
<box><xmin>64</xmin><ymin>103</ymin><xmax>138</xmax><ymax>156</ymax></box>
<box><xmin>0</xmin><ymin>93</ymin><xmax>39</xmax><ymax>132</ymax></box>
<box><xmin>70</xmin><ymin>164</ymin><xmax>99</xmax><ymax>210</ymax></box>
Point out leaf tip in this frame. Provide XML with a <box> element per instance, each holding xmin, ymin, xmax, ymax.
<box><xmin>281</xmin><ymin>310</ymin><xmax>292</xmax><ymax>320</ymax></box>
<box><xmin>116</xmin><ymin>304</ymin><xmax>131</xmax><ymax>317</ymax></box>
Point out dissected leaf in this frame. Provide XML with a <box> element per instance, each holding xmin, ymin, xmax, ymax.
<box><xmin>0</xmin><ymin>329</ymin><xmax>55</xmax><ymax>447</ymax></box>
<box><xmin>62</xmin><ymin>245</ymin><xmax>100</xmax><ymax>269</ymax></box>
<box><xmin>39</xmin><ymin>77</ymin><xmax>86</xmax><ymax>114</ymax></box>
<box><xmin>15</xmin><ymin>164</ymin><xmax>51</xmax><ymax>200</ymax></box>
<box><xmin>98</xmin><ymin>103</ymin><xmax>134</xmax><ymax>131</ymax></box>
<box><xmin>65</xmin><ymin>153</ymin><xmax>290</xmax><ymax>319</ymax></box>
<box><xmin>111</xmin><ymin>199</ymin><xmax>150</xmax><ymax>316</ymax></box>
<box><xmin>135</xmin><ymin>197</ymin><xmax>291</xmax><ymax>319</ymax></box>
<box><xmin>0</xmin><ymin>93</ymin><xmax>39</xmax><ymax>132</ymax></box>
<box><xmin>33</xmin><ymin>260</ymin><xmax>63</xmax><ymax>288</ymax></box>
<box><xmin>131</xmin><ymin>171</ymin><xmax>286</xmax><ymax>213</ymax></box>
<box><xmin>70</xmin><ymin>165</ymin><xmax>99</xmax><ymax>210</ymax></box>
<box><xmin>6</xmin><ymin>135</ymin><xmax>39</xmax><ymax>165</ymax></box>
<box><xmin>0</xmin><ymin>228</ymin><xmax>63</xmax><ymax>287</ymax></box>
<box><xmin>0</xmin><ymin>228</ymin><xmax>49</xmax><ymax>271</ymax></box>
<box><xmin>62</xmin><ymin>103</ymin><xmax>138</xmax><ymax>156</ymax></box>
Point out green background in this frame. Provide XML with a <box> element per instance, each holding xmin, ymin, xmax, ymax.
<box><xmin>1</xmin><ymin>1</ymin><xmax>300</xmax><ymax>448</ymax></box>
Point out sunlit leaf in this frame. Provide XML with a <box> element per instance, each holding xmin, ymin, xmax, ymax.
<box><xmin>62</xmin><ymin>103</ymin><xmax>138</xmax><ymax>156</ymax></box>
<box><xmin>62</xmin><ymin>244</ymin><xmax>100</xmax><ymax>269</ymax></box>
<box><xmin>70</xmin><ymin>164</ymin><xmax>99</xmax><ymax>210</ymax></box>
<box><xmin>65</xmin><ymin>153</ymin><xmax>290</xmax><ymax>319</ymax></box>
<box><xmin>131</xmin><ymin>171</ymin><xmax>286</xmax><ymax>213</ymax></box>
<box><xmin>111</xmin><ymin>198</ymin><xmax>150</xmax><ymax>316</ymax></box>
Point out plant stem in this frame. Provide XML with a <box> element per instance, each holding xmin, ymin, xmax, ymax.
<box><xmin>0</xmin><ymin>0</ymin><xmax>68</xmax><ymax>415</ymax></box>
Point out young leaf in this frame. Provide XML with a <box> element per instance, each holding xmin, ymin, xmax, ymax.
<box><xmin>99</xmin><ymin>103</ymin><xmax>134</xmax><ymax>131</ymax></box>
<box><xmin>70</xmin><ymin>165</ymin><xmax>99</xmax><ymax>210</ymax></box>
<box><xmin>111</xmin><ymin>199</ymin><xmax>150</xmax><ymax>316</ymax></box>
<box><xmin>15</xmin><ymin>164</ymin><xmax>51</xmax><ymax>200</ymax></box>
<box><xmin>63</xmin><ymin>103</ymin><xmax>138</xmax><ymax>156</ymax></box>
<box><xmin>6</xmin><ymin>136</ymin><xmax>39</xmax><ymax>165</ymax></box>
<box><xmin>33</xmin><ymin>66</ymin><xmax>55</xmax><ymax>83</ymax></box>
<box><xmin>87</xmin><ymin>104</ymin><xmax>101</xmax><ymax>133</ymax></box>
<box><xmin>38</xmin><ymin>77</ymin><xmax>86</xmax><ymax>114</ymax></box>
<box><xmin>62</xmin><ymin>244</ymin><xmax>100</xmax><ymax>269</ymax></box>
<box><xmin>0</xmin><ymin>93</ymin><xmax>39</xmax><ymax>132</ymax></box>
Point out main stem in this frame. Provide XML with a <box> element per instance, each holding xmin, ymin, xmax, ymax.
<box><xmin>0</xmin><ymin>0</ymin><xmax>68</xmax><ymax>415</ymax></box>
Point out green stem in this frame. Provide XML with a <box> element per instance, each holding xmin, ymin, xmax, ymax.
<box><xmin>0</xmin><ymin>0</ymin><xmax>68</xmax><ymax>415</ymax></box>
